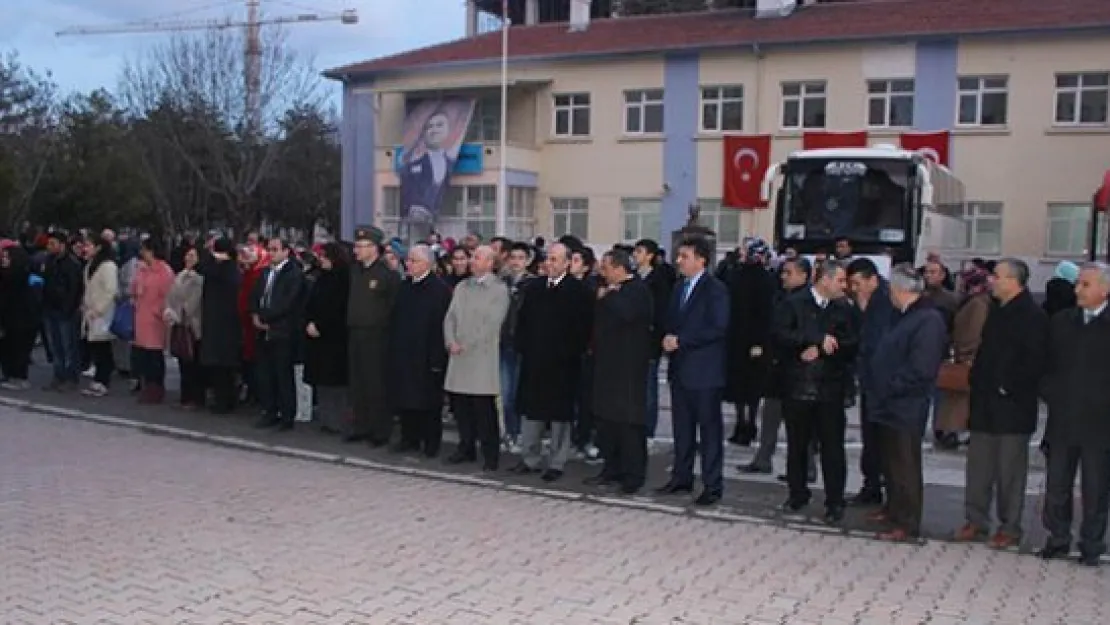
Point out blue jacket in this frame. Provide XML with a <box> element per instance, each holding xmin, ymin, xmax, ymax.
<box><xmin>856</xmin><ymin>280</ymin><xmax>898</xmax><ymax>395</ymax></box>
<box><xmin>665</xmin><ymin>272</ymin><xmax>730</xmax><ymax>390</ymax></box>
<box><xmin>869</xmin><ymin>297</ymin><xmax>948</xmax><ymax>433</ymax></box>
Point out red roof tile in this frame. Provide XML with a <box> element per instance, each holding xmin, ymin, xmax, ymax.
<box><xmin>326</xmin><ymin>0</ymin><xmax>1110</xmax><ymax>79</ymax></box>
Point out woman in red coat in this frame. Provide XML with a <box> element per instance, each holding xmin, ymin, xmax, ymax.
<box><xmin>237</xmin><ymin>244</ymin><xmax>268</xmax><ymax>403</ymax></box>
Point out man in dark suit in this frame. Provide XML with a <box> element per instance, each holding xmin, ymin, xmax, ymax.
<box><xmin>773</xmin><ymin>259</ymin><xmax>859</xmax><ymax>524</ymax></box>
<box><xmin>655</xmin><ymin>237</ymin><xmax>730</xmax><ymax>506</ymax></box>
<box><xmin>399</xmin><ymin>111</ymin><xmax>453</xmax><ymax>221</ymax></box>
<box><xmin>250</xmin><ymin>238</ymin><xmax>306</xmax><ymax>431</ymax></box>
<box><xmin>633</xmin><ymin>238</ymin><xmax>677</xmax><ymax>441</ymax></box>
<box><xmin>1039</xmin><ymin>263</ymin><xmax>1110</xmax><ymax>567</ymax></box>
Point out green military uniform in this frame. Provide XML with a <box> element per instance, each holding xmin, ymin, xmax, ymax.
<box><xmin>346</xmin><ymin>226</ymin><xmax>401</xmax><ymax>443</ymax></box>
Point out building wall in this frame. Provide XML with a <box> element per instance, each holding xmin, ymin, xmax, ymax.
<box><xmin>341</xmin><ymin>30</ymin><xmax>1110</xmax><ymax>271</ymax></box>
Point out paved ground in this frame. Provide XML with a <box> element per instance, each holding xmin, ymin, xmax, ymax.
<box><xmin>2</xmin><ymin>408</ymin><xmax>1106</xmax><ymax>625</ymax></box>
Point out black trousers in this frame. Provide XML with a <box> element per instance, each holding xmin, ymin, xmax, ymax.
<box><xmin>597</xmin><ymin>419</ymin><xmax>647</xmax><ymax>490</ymax></box>
<box><xmin>178</xmin><ymin>350</ymin><xmax>206</xmax><ymax>406</ymax></box>
<box><xmin>573</xmin><ymin>355</ymin><xmax>595</xmax><ymax>448</ymax></box>
<box><xmin>133</xmin><ymin>347</ymin><xmax>166</xmax><ymax>386</ymax></box>
<box><xmin>1043</xmin><ymin>444</ymin><xmax>1110</xmax><ymax>558</ymax></box>
<box><xmin>0</xmin><ymin>329</ymin><xmax>36</xmax><ymax>380</ymax></box>
<box><xmin>256</xmin><ymin>338</ymin><xmax>296</xmax><ymax>422</ymax></box>
<box><xmin>452</xmin><ymin>393</ymin><xmax>500</xmax><ymax>467</ymax></box>
<box><xmin>89</xmin><ymin>341</ymin><xmax>115</xmax><ymax>386</ymax></box>
<box><xmin>207</xmin><ymin>365</ymin><xmax>237</xmax><ymax>414</ymax></box>
<box><xmin>879</xmin><ymin>424</ymin><xmax>923</xmax><ymax>535</ymax></box>
<box><xmin>859</xmin><ymin>393</ymin><xmax>884</xmax><ymax>494</ymax></box>
<box><xmin>783</xmin><ymin>399</ymin><xmax>847</xmax><ymax>507</ymax></box>
<box><xmin>399</xmin><ymin>408</ymin><xmax>443</xmax><ymax>457</ymax></box>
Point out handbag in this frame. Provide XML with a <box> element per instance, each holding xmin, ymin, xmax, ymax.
<box><xmin>110</xmin><ymin>300</ymin><xmax>135</xmax><ymax>341</ymax></box>
<box><xmin>936</xmin><ymin>361</ymin><xmax>971</xmax><ymax>392</ymax></box>
<box><xmin>170</xmin><ymin>322</ymin><xmax>196</xmax><ymax>362</ymax></box>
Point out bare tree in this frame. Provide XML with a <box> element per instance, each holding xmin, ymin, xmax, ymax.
<box><xmin>119</xmin><ymin>24</ymin><xmax>325</xmax><ymax>234</ymax></box>
<box><xmin>0</xmin><ymin>51</ymin><xmax>58</xmax><ymax>231</ymax></box>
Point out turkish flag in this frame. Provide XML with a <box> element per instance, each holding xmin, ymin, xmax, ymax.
<box><xmin>723</xmin><ymin>135</ymin><xmax>771</xmax><ymax>209</ymax></box>
<box><xmin>899</xmin><ymin>131</ymin><xmax>951</xmax><ymax>167</ymax></box>
<box><xmin>802</xmin><ymin>131</ymin><xmax>868</xmax><ymax>150</ymax></box>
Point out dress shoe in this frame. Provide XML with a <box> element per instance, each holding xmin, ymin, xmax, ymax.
<box><xmin>619</xmin><ymin>484</ymin><xmax>641</xmax><ymax>495</ymax></box>
<box><xmin>953</xmin><ymin>523</ymin><xmax>988</xmax><ymax>542</ymax></box>
<box><xmin>694</xmin><ymin>490</ymin><xmax>722</xmax><ymax>506</ymax></box>
<box><xmin>1078</xmin><ymin>553</ymin><xmax>1101</xmax><ymax>567</ymax></box>
<box><xmin>850</xmin><ymin>489</ymin><xmax>884</xmax><ymax>507</ymax></box>
<box><xmin>877</xmin><ymin>528</ymin><xmax>916</xmax><ymax>542</ymax></box>
<box><xmin>740</xmin><ymin>462</ymin><xmax>773</xmax><ymax>475</ymax></box>
<box><xmin>445</xmin><ymin>451</ymin><xmax>476</xmax><ymax>464</ymax></box>
<box><xmin>654</xmin><ymin>481</ymin><xmax>694</xmax><ymax>495</ymax></box>
<box><xmin>1037</xmin><ymin>543</ymin><xmax>1070</xmax><ymax>561</ymax></box>
<box><xmin>781</xmin><ymin>498</ymin><xmax>810</xmax><ymax>513</ymax></box>
<box><xmin>583</xmin><ymin>473</ymin><xmax>617</xmax><ymax>486</ymax></box>
<box><xmin>254</xmin><ymin>416</ymin><xmax>280</xmax><ymax>429</ymax></box>
<box><xmin>482</xmin><ymin>461</ymin><xmax>499</xmax><ymax>472</ymax></box>
<box><xmin>866</xmin><ymin>509</ymin><xmax>890</xmax><ymax>523</ymax></box>
<box><xmin>507</xmin><ymin>462</ymin><xmax>539</xmax><ymax>475</ymax></box>
<box><xmin>541</xmin><ymin>469</ymin><xmax>564</xmax><ymax>482</ymax></box>
<box><xmin>390</xmin><ymin>441</ymin><xmax>420</xmax><ymax>453</ymax></box>
<box><xmin>987</xmin><ymin>531</ymin><xmax>1020</xmax><ymax>550</ymax></box>
<box><xmin>367</xmin><ymin>439</ymin><xmax>389</xmax><ymax>449</ymax></box>
<box><xmin>824</xmin><ymin>505</ymin><xmax>845</xmax><ymax>525</ymax></box>
<box><xmin>275</xmin><ymin>421</ymin><xmax>294</xmax><ymax>432</ymax></box>
<box><xmin>341</xmin><ymin>434</ymin><xmax>366</xmax><ymax>443</ymax></box>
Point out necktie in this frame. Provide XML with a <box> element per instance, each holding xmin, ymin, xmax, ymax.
<box><xmin>1085</xmin><ymin>311</ymin><xmax>1094</xmax><ymax>325</ymax></box>
<box><xmin>681</xmin><ymin>279</ymin><xmax>693</xmax><ymax>305</ymax></box>
<box><xmin>263</xmin><ymin>269</ymin><xmax>276</xmax><ymax>307</ymax></box>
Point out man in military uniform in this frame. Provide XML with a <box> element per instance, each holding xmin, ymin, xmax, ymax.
<box><xmin>346</xmin><ymin>226</ymin><xmax>401</xmax><ymax>445</ymax></box>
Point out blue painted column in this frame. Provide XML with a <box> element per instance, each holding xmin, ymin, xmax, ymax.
<box><xmin>662</xmin><ymin>53</ymin><xmax>699</xmax><ymax>244</ymax></box>
<box><xmin>913</xmin><ymin>40</ymin><xmax>957</xmax><ymax>166</ymax></box>
<box><xmin>340</xmin><ymin>84</ymin><xmax>376</xmax><ymax>239</ymax></box>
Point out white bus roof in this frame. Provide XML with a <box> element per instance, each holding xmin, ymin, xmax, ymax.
<box><xmin>787</xmin><ymin>145</ymin><xmax>922</xmax><ymax>161</ymax></box>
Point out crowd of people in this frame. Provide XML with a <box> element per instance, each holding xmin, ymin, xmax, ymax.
<box><xmin>0</xmin><ymin>226</ymin><xmax>1107</xmax><ymax>567</ymax></box>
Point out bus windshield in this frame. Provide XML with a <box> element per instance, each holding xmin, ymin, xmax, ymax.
<box><xmin>781</xmin><ymin>158</ymin><xmax>913</xmax><ymax>245</ymax></box>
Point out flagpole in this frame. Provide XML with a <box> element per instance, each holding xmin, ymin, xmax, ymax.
<box><xmin>496</xmin><ymin>1</ymin><xmax>509</xmax><ymax>237</ymax></box>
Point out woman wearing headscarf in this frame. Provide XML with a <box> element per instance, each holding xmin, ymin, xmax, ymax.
<box><xmin>198</xmin><ymin>238</ymin><xmax>242</xmax><ymax>413</ymax></box>
<box><xmin>131</xmin><ymin>237</ymin><xmax>175</xmax><ymax>404</ymax></box>
<box><xmin>81</xmin><ymin>236</ymin><xmax>119</xmax><ymax>397</ymax></box>
<box><xmin>164</xmin><ymin>243</ymin><xmax>205</xmax><ymax>409</ymax></box>
<box><xmin>303</xmin><ymin>242</ymin><xmax>351</xmax><ymax>433</ymax></box>
<box><xmin>1042</xmin><ymin>260</ymin><xmax>1079</xmax><ymax>318</ymax></box>
<box><xmin>935</xmin><ymin>266</ymin><xmax>992</xmax><ymax>450</ymax></box>
<box><xmin>0</xmin><ymin>244</ymin><xmax>42</xmax><ymax>390</ymax></box>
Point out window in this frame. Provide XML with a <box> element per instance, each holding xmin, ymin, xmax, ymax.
<box><xmin>623</xmin><ymin>89</ymin><xmax>664</xmax><ymax>134</ymax></box>
<box><xmin>1054</xmin><ymin>73</ymin><xmax>1109</xmax><ymax>126</ymax></box>
<box><xmin>465</xmin><ymin>95</ymin><xmax>501</xmax><ymax>142</ymax></box>
<box><xmin>386</xmin><ymin>184</ymin><xmax>534</xmax><ymax>241</ymax></box>
<box><xmin>508</xmin><ymin>187</ymin><xmax>536</xmax><ymax>240</ymax></box>
<box><xmin>1046</xmin><ymin>203</ymin><xmax>1106</xmax><ymax>257</ymax></box>
<box><xmin>695</xmin><ymin>200</ymin><xmax>743</xmax><ymax>254</ymax></box>
<box><xmin>780</xmin><ymin>81</ymin><xmax>826</xmax><ymax>130</ymax></box>
<box><xmin>957</xmin><ymin>76</ymin><xmax>1009</xmax><ymax>126</ymax></box>
<box><xmin>700</xmin><ymin>86</ymin><xmax>744</xmax><ymax>132</ymax></box>
<box><xmin>552</xmin><ymin>197</ymin><xmax>589</xmax><ymax>240</ymax></box>
<box><xmin>866</xmin><ymin>79</ymin><xmax>914</xmax><ymax>128</ymax></box>
<box><xmin>620</xmin><ymin>198</ymin><xmax>661</xmax><ymax>242</ymax></box>
<box><xmin>381</xmin><ymin>186</ymin><xmax>402</xmax><ymax>238</ymax></box>
<box><xmin>960</xmin><ymin>201</ymin><xmax>1003</xmax><ymax>254</ymax></box>
<box><xmin>553</xmin><ymin>93</ymin><xmax>591</xmax><ymax>137</ymax></box>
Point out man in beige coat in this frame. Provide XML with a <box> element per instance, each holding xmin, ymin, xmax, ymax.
<box><xmin>444</xmin><ymin>245</ymin><xmax>510</xmax><ymax>470</ymax></box>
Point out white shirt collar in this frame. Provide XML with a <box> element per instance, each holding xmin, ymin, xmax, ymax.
<box><xmin>412</xmin><ymin>270</ymin><xmax>431</xmax><ymax>283</ymax></box>
<box><xmin>1085</xmin><ymin>302</ymin><xmax>1108</xmax><ymax>318</ymax></box>
<box><xmin>811</xmin><ymin>286</ymin><xmax>828</xmax><ymax>309</ymax></box>
<box><xmin>549</xmin><ymin>272</ymin><xmax>568</xmax><ymax>287</ymax></box>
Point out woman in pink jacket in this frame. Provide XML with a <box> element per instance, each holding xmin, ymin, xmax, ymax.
<box><xmin>131</xmin><ymin>237</ymin><xmax>176</xmax><ymax>404</ymax></box>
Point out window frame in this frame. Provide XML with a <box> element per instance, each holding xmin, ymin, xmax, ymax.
<box><xmin>623</xmin><ymin>89</ymin><xmax>665</xmax><ymax>135</ymax></box>
<box><xmin>552</xmin><ymin>92</ymin><xmax>592</xmax><ymax>138</ymax></box>
<box><xmin>1053</xmin><ymin>72</ymin><xmax>1110</xmax><ymax>127</ymax></box>
<box><xmin>865</xmin><ymin>78</ymin><xmax>915</xmax><ymax>129</ymax></box>
<box><xmin>620</xmin><ymin>198</ymin><xmax>662</xmax><ymax>243</ymax></box>
<box><xmin>960</xmin><ymin>201</ymin><xmax>1004</xmax><ymax>254</ymax></box>
<box><xmin>780</xmin><ymin>80</ymin><xmax>827</xmax><ymax>130</ymax></box>
<box><xmin>699</xmin><ymin>85</ymin><xmax>745</xmax><ymax>133</ymax></box>
<box><xmin>956</xmin><ymin>75</ymin><xmax>1009</xmax><ymax>127</ymax></box>
<box><xmin>694</xmin><ymin>199</ymin><xmax>743</xmax><ymax>255</ymax></box>
<box><xmin>464</xmin><ymin>94</ymin><xmax>502</xmax><ymax>143</ymax></box>
<box><xmin>1045</xmin><ymin>202</ymin><xmax>1107</xmax><ymax>258</ymax></box>
<box><xmin>551</xmin><ymin>197</ymin><xmax>589</xmax><ymax>240</ymax></box>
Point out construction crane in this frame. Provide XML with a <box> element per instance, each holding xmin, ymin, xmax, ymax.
<box><xmin>56</xmin><ymin>1</ymin><xmax>358</xmax><ymax>135</ymax></box>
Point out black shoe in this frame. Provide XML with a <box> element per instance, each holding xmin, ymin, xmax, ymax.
<box><xmin>508</xmin><ymin>462</ymin><xmax>539</xmax><ymax>475</ymax></box>
<box><xmin>741</xmin><ymin>462</ymin><xmax>773</xmax><ymax>475</ymax></box>
<box><xmin>423</xmin><ymin>447</ymin><xmax>440</xmax><ymax>459</ymax></box>
<box><xmin>619</xmin><ymin>484</ymin><xmax>641</xmax><ymax>495</ymax></box>
<box><xmin>275</xmin><ymin>421</ymin><xmax>294</xmax><ymax>432</ymax></box>
<box><xmin>391</xmin><ymin>441</ymin><xmax>420</xmax><ymax>453</ymax></box>
<box><xmin>1037</xmin><ymin>544</ymin><xmax>1070</xmax><ymax>561</ymax></box>
<box><xmin>341</xmin><ymin>434</ymin><xmax>366</xmax><ymax>443</ymax></box>
<box><xmin>850</xmin><ymin>489</ymin><xmax>883</xmax><ymax>507</ymax></box>
<box><xmin>1079</xmin><ymin>553</ymin><xmax>1101</xmax><ymax>567</ymax></box>
<box><xmin>781</xmin><ymin>498</ymin><xmax>810</xmax><ymax>513</ymax></box>
<box><xmin>482</xmin><ymin>461</ymin><xmax>499</xmax><ymax>472</ymax></box>
<box><xmin>654</xmin><ymin>481</ymin><xmax>694</xmax><ymax>495</ymax></box>
<box><xmin>776</xmin><ymin>474</ymin><xmax>788</xmax><ymax>482</ymax></box>
<box><xmin>694</xmin><ymin>490</ymin><xmax>722</xmax><ymax>506</ymax></box>
<box><xmin>541</xmin><ymin>469</ymin><xmax>564</xmax><ymax>482</ymax></box>
<box><xmin>254</xmin><ymin>417</ymin><xmax>280</xmax><ymax>429</ymax></box>
<box><xmin>936</xmin><ymin>432</ymin><xmax>961</xmax><ymax>451</ymax></box>
<box><xmin>445</xmin><ymin>451</ymin><xmax>476</xmax><ymax>464</ymax></box>
<box><xmin>583</xmin><ymin>473</ymin><xmax>617</xmax><ymax>487</ymax></box>
<box><xmin>367</xmin><ymin>439</ymin><xmax>389</xmax><ymax>449</ymax></box>
<box><xmin>807</xmin><ymin>466</ymin><xmax>817</xmax><ymax>484</ymax></box>
<box><xmin>824</xmin><ymin>505</ymin><xmax>845</xmax><ymax>525</ymax></box>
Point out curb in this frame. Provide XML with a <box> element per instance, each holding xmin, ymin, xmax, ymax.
<box><xmin>1</xmin><ymin>395</ymin><xmax>918</xmax><ymax>547</ymax></box>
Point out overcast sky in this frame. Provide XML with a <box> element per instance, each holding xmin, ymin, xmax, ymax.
<box><xmin>5</xmin><ymin>0</ymin><xmax>466</xmax><ymax>98</ymax></box>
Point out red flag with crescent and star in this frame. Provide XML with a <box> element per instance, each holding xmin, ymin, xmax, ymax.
<box><xmin>899</xmin><ymin>131</ymin><xmax>951</xmax><ymax>167</ymax></box>
<box><xmin>723</xmin><ymin>134</ymin><xmax>771</xmax><ymax>209</ymax></box>
<box><xmin>802</xmin><ymin>131</ymin><xmax>869</xmax><ymax>150</ymax></box>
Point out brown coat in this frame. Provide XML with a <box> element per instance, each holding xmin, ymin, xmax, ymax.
<box><xmin>936</xmin><ymin>292</ymin><xmax>990</xmax><ymax>431</ymax></box>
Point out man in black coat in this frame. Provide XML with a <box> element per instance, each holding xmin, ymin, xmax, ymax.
<box><xmin>586</xmin><ymin>248</ymin><xmax>654</xmax><ymax>494</ymax></box>
<box><xmin>40</xmin><ymin>232</ymin><xmax>84</xmax><ymax>391</ymax></box>
<box><xmin>724</xmin><ymin>238</ymin><xmax>777</xmax><ymax>446</ymax></box>
<box><xmin>1039</xmin><ymin>263</ymin><xmax>1110</xmax><ymax>566</ymax></box>
<box><xmin>250</xmin><ymin>239</ymin><xmax>307</xmax><ymax>430</ymax></box>
<box><xmin>867</xmin><ymin>264</ymin><xmax>947</xmax><ymax>540</ymax></box>
<box><xmin>633</xmin><ymin>239</ymin><xmax>676</xmax><ymax>441</ymax></box>
<box><xmin>956</xmin><ymin>258</ymin><xmax>1049</xmax><ymax>549</ymax></box>
<box><xmin>387</xmin><ymin>244</ymin><xmax>451</xmax><ymax>457</ymax></box>
<box><xmin>773</xmin><ymin>259</ymin><xmax>859</xmax><ymax>524</ymax></box>
<box><xmin>510</xmin><ymin>242</ymin><xmax>593</xmax><ymax>482</ymax></box>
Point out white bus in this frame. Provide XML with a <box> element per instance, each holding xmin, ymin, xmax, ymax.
<box><xmin>760</xmin><ymin>144</ymin><xmax>966</xmax><ymax>274</ymax></box>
